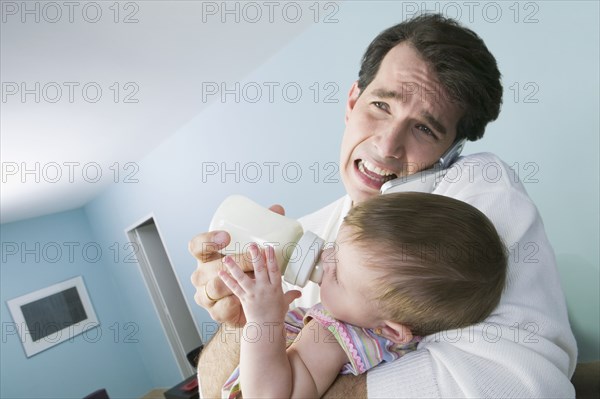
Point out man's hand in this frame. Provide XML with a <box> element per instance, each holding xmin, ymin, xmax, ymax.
<box><xmin>188</xmin><ymin>204</ymin><xmax>286</xmax><ymax>326</ymax></box>
<box><xmin>189</xmin><ymin>230</ymin><xmax>249</xmax><ymax>325</ymax></box>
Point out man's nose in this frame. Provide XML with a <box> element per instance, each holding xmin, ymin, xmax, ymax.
<box><xmin>373</xmin><ymin>122</ymin><xmax>408</xmax><ymax>159</ymax></box>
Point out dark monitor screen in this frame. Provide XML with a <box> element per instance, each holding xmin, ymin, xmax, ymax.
<box><xmin>20</xmin><ymin>287</ymin><xmax>88</xmax><ymax>342</ymax></box>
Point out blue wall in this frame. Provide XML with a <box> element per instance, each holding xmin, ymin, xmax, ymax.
<box><xmin>0</xmin><ymin>209</ymin><xmax>152</xmax><ymax>398</ymax></box>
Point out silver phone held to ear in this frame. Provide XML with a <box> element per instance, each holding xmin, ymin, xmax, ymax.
<box><xmin>380</xmin><ymin>138</ymin><xmax>467</xmax><ymax>195</ymax></box>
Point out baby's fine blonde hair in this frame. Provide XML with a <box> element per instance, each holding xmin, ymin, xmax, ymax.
<box><xmin>343</xmin><ymin>192</ymin><xmax>507</xmax><ymax>336</ymax></box>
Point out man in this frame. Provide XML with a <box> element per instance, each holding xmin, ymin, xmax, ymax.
<box><xmin>189</xmin><ymin>14</ymin><xmax>577</xmax><ymax>398</ymax></box>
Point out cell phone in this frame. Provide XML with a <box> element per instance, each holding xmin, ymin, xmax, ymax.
<box><xmin>380</xmin><ymin>138</ymin><xmax>467</xmax><ymax>195</ymax></box>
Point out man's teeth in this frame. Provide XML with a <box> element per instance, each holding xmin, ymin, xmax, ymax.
<box><xmin>359</xmin><ymin>160</ymin><xmax>395</xmax><ymax>177</ymax></box>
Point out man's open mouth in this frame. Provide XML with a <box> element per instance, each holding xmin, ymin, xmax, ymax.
<box><xmin>355</xmin><ymin>159</ymin><xmax>397</xmax><ymax>188</ymax></box>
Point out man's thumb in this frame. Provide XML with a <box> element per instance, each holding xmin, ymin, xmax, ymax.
<box><xmin>269</xmin><ymin>204</ymin><xmax>285</xmax><ymax>216</ymax></box>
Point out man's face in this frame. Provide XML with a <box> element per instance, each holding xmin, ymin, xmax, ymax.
<box><xmin>340</xmin><ymin>42</ymin><xmax>463</xmax><ymax>204</ymax></box>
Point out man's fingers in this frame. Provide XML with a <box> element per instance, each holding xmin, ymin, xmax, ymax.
<box><xmin>209</xmin><ymin>273</ymin><xmax>233</xmax><ymax>300</ymax></box>
<box><xmin>268</xmin><ymin>204</ymin><xmax>285</xmax><ymax>216</ymax></box>
<box><xmin>188</xmin><ymin>230</ymin><xmax>230</xmax><ymax>262</ymax></box>
<box><xmin>208</xmin><ymin>295</ymin><xmax>246</xmax><ymax>325</ymax></box>
<box><xmin>192</xmin><ymin>268</ymin><xmax>233</xmax><ymax>305</ymax></box>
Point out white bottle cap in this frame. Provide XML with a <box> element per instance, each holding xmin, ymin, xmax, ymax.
<box><xmin>284</xmin><ymin>231</ymin><xmax>324</xmax><ymax>287</ymax></box>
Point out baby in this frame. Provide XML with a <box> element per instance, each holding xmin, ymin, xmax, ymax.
<box><xmin>218</xmin><ymin>192</ymin><xmax>507</xmax><ymax>398</ymax></box>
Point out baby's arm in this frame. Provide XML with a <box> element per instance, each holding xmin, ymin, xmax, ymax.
<box><xmin>220</xmin><ymin>244</ymin><xmax>298</xmax><ymax>397</ymax></box>
<box><xmin>287</xmin><ymin>319</ymin><xmax>349</xmax><ymax>397</ymax></box>
<box><xmin>219</xmin><ymin>244</ymin><xmax>348</xmax><ymax>398</ymax></box>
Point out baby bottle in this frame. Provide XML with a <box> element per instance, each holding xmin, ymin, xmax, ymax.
<box><xmin>209</xmin><ymin>195</ymin><xmax>324</xmax><ymax>287</ymax></box>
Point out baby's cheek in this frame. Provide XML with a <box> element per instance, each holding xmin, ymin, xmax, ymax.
<box><xmin>320</xmin><ymin>247</ymin><xmax>333</xmax><ymax>262</ymax></box>
<box><xmin>319</xmin><ymin>284</ymin><xmax>332</xmax><ymax>311</ymax></box>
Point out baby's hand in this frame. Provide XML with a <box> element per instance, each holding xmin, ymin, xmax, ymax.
<box><xmin>219</xmin><ymin>243</ymin><xmax>301</xmax><ymax>323</ymax></box>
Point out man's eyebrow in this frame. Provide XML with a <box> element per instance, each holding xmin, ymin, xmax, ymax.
<box><xmin>372</xmin><ymin>88</ymin><xmax>401</xmax><ymax>100</ymax></box>
<box><xmin>371</xmin><ymin>88</ymin><xmax>448</xmax><ymax>136</ymax></box>
<box><xmin>422</xmin><ymin>112</ymin><xmax>447</xmax><ymax>136</ymax></box>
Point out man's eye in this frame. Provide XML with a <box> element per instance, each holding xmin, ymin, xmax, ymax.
<box><xmin>372</xmin><ymin>101</ymin><xmax>389</xmax><ymax>112</ymax></box>
<box><xmin>415</xmin><ymin>124</ymin><xmax>437</xmax><ymax>140</ymax></box>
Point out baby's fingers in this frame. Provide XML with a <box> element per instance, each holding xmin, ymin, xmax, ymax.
<box><xmin>218</xmin><ymin>269</ymin><xmax>245</xmax><ymax>299</ymax></box>
<box><xmin>265</xmin><ymin>245</ymin><xmax>282</xmax><ymax>284</ymax></box>
<box><xmin>284</xmin><ymin>290</ymin><xmax>302</xmax><ymax>306</ymax></box>
<box><xmin>248</xmin><ymin>244</ymin><xmax>269</xmax><ymax>284</ymax></box>
<box><xmin>222</xmin><ymin>256</ymin><xmax>254</xmax><ymax>292</ymax></box>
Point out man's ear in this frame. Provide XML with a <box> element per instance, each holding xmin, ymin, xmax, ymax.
<box><xmin>379</xmin><ymin>320</ymin><xmax>413</xmax><ymax>344</ymax></box>
<box><xmin>345</xmin><ymin>81</ymin><xmax>361</xmax><ymax>123</ymax></box>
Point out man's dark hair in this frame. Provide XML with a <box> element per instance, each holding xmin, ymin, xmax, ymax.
<box><xmin>357</xmin><ymin>13</ymin><xmax>503</xmax><ymax>141</ymax></box>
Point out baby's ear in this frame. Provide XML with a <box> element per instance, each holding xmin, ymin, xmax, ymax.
<box><xmin>379</xmin><ymin>321</ymin><xmax>413</xmax><ymax>344</ymax></box>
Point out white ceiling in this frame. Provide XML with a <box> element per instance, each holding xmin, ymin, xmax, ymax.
<box><xmin>1</xmin><ymin>1</ymin><xmax>312</xmax><ymax>224</ymax></box>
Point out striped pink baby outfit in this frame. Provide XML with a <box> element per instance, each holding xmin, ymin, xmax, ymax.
<box><xmin>222</xmin><ymin>303</ymin><xmax>419</xmax><ymax>398</ymax></box>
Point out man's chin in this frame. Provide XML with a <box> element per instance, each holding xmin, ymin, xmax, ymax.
<box><xmin>342</xmin><ymin>176</ymin><xmax>381</xmax><ymax>204</ymax></box>
<box><xmin>348</xmin><ymin>187</ymin><xmax>381</xmax><ymax>204</ymax></box>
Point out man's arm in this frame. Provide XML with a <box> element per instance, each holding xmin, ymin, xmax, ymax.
<box><xmin>189</xmin><ymin>227</ymin><xmax>258</xmax><ymax>398</ymax></box>
<box><xmin>324</xmin><ymin>374</ymin><xmax>367</xmax><ymax>398</ymax></box>
<box><xmin>197</xmin><ymin>326</ymin><xmax>241</xmax><ymax>399</ymax></box>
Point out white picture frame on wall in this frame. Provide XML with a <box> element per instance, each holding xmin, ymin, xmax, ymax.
<box><xmin>6</xmin><ymin>276</ymin><xmax>100</xmax><ymax>357</ymax></box>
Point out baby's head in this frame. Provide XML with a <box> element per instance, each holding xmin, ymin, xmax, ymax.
<box><xmin>320</xmin><ymin>192</ymin><xmax>507</xmax><ymax>342</ymax></box>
